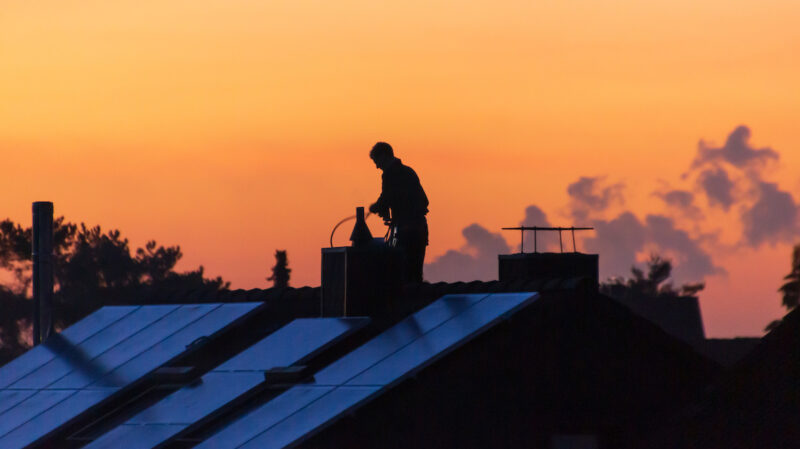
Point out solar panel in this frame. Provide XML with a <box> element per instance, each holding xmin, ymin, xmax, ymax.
<box><xmin>85</xmin><ymin>317</ymin><xmax>368</xmax><ymax>449</ymax></box>
<box><xmin>196</xmin><ymin>293</ymin><xmax>538</xmax><ymax>449</ymax></box>
<box><xmin>0</xmin><ymin>306</ymin><xmax>138</xmax><ymax>389</ymax></box>
<box><xmin>11</xmin><ymin>305</ymin><xmax>183</xmax><ymax>389</ymax></box>
<box><xmin>0</xmin><ymin>302</ymin><xmax>260</xmax><ymax>449</ymax></box>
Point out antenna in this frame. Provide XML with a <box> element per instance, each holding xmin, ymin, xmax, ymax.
<box><xmin>501</xmin><ymin>226</ymin><xmax>594</xmax><ymax>254</ymax></box>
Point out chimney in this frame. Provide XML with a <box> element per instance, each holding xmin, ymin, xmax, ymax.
<box><xmin>498</xmin><ymin>226</ymin><xmax>598</xmax><ymax>290</ymax></box>
<box><xmin>321</xmin><ymin>207</ymin><xmax>403</xmax><ymax>317</ymax></box>
<box><xmin>32</xmin><ymin>201</ymin><xmax>54</xmax><ymax>345</ymax></box>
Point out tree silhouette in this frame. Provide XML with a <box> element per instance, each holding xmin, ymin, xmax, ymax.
<box><xmin>267</xmin><ymin>250</ymin><xmax>291</xmax><ymax>288</ymax></box>
<box><xmin>600</xmin><ymin>254</ymin><xmax>705</xmax><ymax>300</ymax></box>
<box><xmin>0</xmin><ymin>287</ymin><xmax>31</xmax><ymax>363</ymax></box>
<box><xmin>766</xmin><ymin>243</ymin><xmax>800</xmax><ymax>331</ymax></box>
<box><xmin>0</xmin><ymin>217</ymin><xmax>229</xmax><ymax>364</ymax></box>
<box><xmin>778</xmin><ymin>244</ymin><xmax>800</xmax><ymax>309</ymax></box>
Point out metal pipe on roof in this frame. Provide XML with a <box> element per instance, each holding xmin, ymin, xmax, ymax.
<box><xmin>32</xmin><ymin>201</ymin><xmax>54</xmax><ymax>345</ymax></box>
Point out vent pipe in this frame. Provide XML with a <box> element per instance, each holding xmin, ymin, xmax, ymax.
<box><xmin>349</xmin><ymin>207</ymin><xmax>373</xmax><ymax>247</ymax></box>
<box><xmin>32</xmin><ymin>202</ymin><xmax>54</xmax><ymax>345</ymax></box>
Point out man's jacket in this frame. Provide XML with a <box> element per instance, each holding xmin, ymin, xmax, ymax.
<box><xmin>373</xmin><ymin>158</ymin><xmax>429</xmax><ymax>225</ymax></box>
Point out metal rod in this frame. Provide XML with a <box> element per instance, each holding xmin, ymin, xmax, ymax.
<box><xmin>502</xmin><ymin>226</ymin><xmax>594</xmax><ymax>231</ymax></box>
<box><xmin>520</xmin><ymin>229</ymin><xmax>524</xmax><ymax>254</ymax></box>
<box><xmin>500</xmin><ymin>226</ymin><xmax>594</xmax><ymax>254</ymax></box>
<box><xmin>32</xmin><ymin>202</ymin><xmax>54</xmax><ymax>346</ymax></box>
<box><xmin>572</xmin><ymin>228</ymin><xmax>577</xmax><ymax>252</ymax></box>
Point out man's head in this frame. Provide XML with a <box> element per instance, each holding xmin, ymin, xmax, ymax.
<box><xmin>370</xmin><ymin>142</ymin><xmax>395</xmax><ymax>170</ymax></box>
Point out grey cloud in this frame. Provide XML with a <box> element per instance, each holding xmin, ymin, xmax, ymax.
<box><xmin>645</xmin><ymin>214</ymin><xmax>723</xmax><ymax>281</ymax></box>
<box><xmin>697</xmin><ymin>168</ymin><xmax>735</xmax><ymax>210</ymax></box>
<box><xmin>424</xmin><ymin>223</ymin><xmax>510</xmax><ymax>282</ymax></box>
<box><xmin>741</xmin><ymin>182</ymin><xmax>799</xmax><ymax>247</ymax></box>
<box><xmin>689</xmin><ymin>126</ymin><xmax>799</xmax><ymax>248</ymax></box>
<box><xmin>582</xmin><ymin>211</ymin><xmax>721</xmax><ymax>283</ymax></box>
<box><xmin>567</xmin><ymin>176</ymin><xmax>624</xmax><ymax>222</ymax></box>
<box><xmin>656</xmin><ymin>189</ymin><xmax>703</xmax><ymax>219</ymax></box>
<box><xmin>660</xmin><ymin>190</ymin><xmax>694</xmax><ymax>209</ymax></box>
<box><xmin>518</xmin><ymin>205</ymin><xmax>555</xmax><ymax>252</ymax></box>
<box><xmin>582</xmin><ymin>212</ymin><xmax>647</xmax><ymax>280</ymax></box>
<box><xmin>693</xmin><ymin>125</ymin><xmax>778</xmax><ymax>169</ymax></box>
<box><xmin>521</xmin><ymin>205</ymin><xmax>552</xmax><ymax>227</ymax></box>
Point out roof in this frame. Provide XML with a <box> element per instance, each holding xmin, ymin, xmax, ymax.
<box><xmin>606</xmin><ymin>292</ymin><xmax>706</xmax><ymax>344</ymax></box>
<box><xmin>643</xmin><ymin>306</ymin><xmax>800</xmax><ymax>448</ymax></box>
<box><xmin>0</xmin><ymin>282</ymin><xmax>721</xmax><ymax>448</ymax></box>
<box><xmin>302</xmin><ymin>289</ymin><xmax>721</xmax><ymax>449</ymax></box>
<box><xmin>143</xmin><ymin>277</ymin><xmax>596</xmax><ymax>306</ymax></box>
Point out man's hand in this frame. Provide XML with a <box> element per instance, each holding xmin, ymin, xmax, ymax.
<box><xmin>369</xmin><ymin>202</ymin><xmax>380</xmax><ymax>214</ymax></box>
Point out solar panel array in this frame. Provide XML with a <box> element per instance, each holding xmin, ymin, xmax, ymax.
<box><xmin>86</xmin><ymin>317</ymin><xmax>369</xmax><ymax>449</ymax></box>
<box><xmin>0</xmin><ymin>303</ymin><xmax>260</xmax><ymax>448</ymax></box>
<box><xmin>197</xmin><ymin>292</ymin><xmax>539</xmax><ymax>449</ymax></box>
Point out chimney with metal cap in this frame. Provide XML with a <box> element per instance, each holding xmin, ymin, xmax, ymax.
<box><xmin>498</xmin><ymin>226</ymin><xmax>599</xmax><ymax>289</ymax></box>
<box><xmin>322</xmin><ymin>206</ymin><xmax>403</xmax><ymax>317</ymax></box>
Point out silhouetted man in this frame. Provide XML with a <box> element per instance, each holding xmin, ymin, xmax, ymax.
<box><xmin>369</xmin><ymin>142</ymin><xmax>429</xmax><ymax>283</ymax></box>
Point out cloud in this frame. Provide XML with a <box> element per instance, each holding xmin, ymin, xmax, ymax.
<box><xmin>645</xmin><ymin>214</ymin><xmax>723</xmax><ymax>281</ymax></box>
<box><xmin>656</xmin><ymin>189</ymin><xmax>703</xmax><ymax>219</ymax></box>
<box><xmin>741</xmin><ymin>182</ymin><xmax>799</xmax><ymax>247</ymax></box>
<box><xmin>567</xmin><ymin>176</ymin><xmax>624</xmax><ymax>222</ymax></box>
<box><xmin>521</xmin><ymin>205</ymin><xmax>551</xmax><ymax>227</ymax></box>
<box><xmin>688</xmin><ymin>126</ymin><xmax>799</xmax><ymax>248</ymax></box>
<box><xmin>425</xmin><ymin>205</ymin><xmax>554</xmax><ymax>282</ymax></box>
<box><xmin>697</xmin><ymin>168</ymin><xmax>735</xmax><ymax>210</ymax></box>
<box><xmin>424</xmin><ymin>223</ymin><xmax>509</xmax><ymax>282</ymax></box>
<box><xmin>583</xmin><ymin>212</ymin><xmax>722</xmax><ymax>282</ymax></box>
<box><xmin>582</xmin><ymin>212</ymin><xmax>647</xmax><ymax>278</ymax></box>
<box><xmin>426</xmin><ymin>126</ymin><xmax>794</xmax><ymax>286</ymax></box>
<box><xmin>692</xmin><ymin>125</ymin><xmax>778</xmax><ymax>170</ymax></box>
<box><xmin>516</xmin><ymin>205</ymin><xmax>555</xmax><ymax>252</ymax></box>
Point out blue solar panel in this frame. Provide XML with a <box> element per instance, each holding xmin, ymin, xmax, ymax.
<box><xmin>192</xmin><ymin>385</ymin><xmax>335</xmax><ymax>449</ymax></box>
<box><xmin>0</xmin><ymin>389</ymin><xmax>117</xmax><ymax>448</ymax></box>
<box><xmin>238</xmin><ymin>386</ymin><xmax>378</xmax><ymax>449</ymax></box>
<box><xmin>11</xmin><ymin>305</ymin><xmax>182</xmax><ymax>389</ymax></box>
<box><xmin>196</xmin><ymin>293</ymin><xmax>538</xmax><ymax>449</ymax></box>
<box><xmin>51</xmin><ymin>304</ymin><xmax>220</xmax><ymax>389</ymax></box>
<box><xmin>85</xmin><ymin>317</ymin><xmax>368</xmax><ymax>449</ymax></box>
<box><xmin>0</xmin><ymin>306</ymin><xmax>138</xmax><ymax>389</ymax></box>
<box><xmin>0</xmin><ymin>302</ymin><xmax>260</xmax><ymax>449</ymax></box>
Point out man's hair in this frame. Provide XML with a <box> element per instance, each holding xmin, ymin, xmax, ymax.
<box><xmin>370</xmin><ymin>142</ymin><xmax>394</xmax><ymax>160</ymax></box>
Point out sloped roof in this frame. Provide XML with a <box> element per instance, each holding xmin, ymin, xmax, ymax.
<box><xmin>644</xmin><ymin>306</ymin><xmax>800</xmax><ymax>449</ymax></box>
<box><xmin>300</xmin><ymin>290</ymin><xmax>721</xmax><ymax>448</ymax></box>
<box><xmin>0</xmin><ymin>277</ymin><xmax>726</xmax><ymax>448</ymax></box>
<box><xmin>144</xmin><ymin>277</ymin><xmax>595</xmax><ymax>307</ymax></box>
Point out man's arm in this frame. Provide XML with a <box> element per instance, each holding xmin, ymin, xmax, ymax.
<box><xmin>369</xmin><ymin>173</ymin><xmax>391</xmax><ymax>220</ymax></box>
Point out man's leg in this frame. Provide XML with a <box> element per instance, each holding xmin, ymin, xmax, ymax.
<box><xmin>406</xmin><ymin>241</ymin><xmax>426</xmax><ymax>283</ymax></box>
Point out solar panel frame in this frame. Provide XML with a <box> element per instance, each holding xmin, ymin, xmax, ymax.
<box><xmin>196</xmin><ymin>293</ymin><xmax>538</xmax><ymax>449</ymax></box>
<box><xmin>50</xmin><ymin>304</ymin><xmax>221</xmax><ymax>389</ymax></box>
<box><xmin>0</xmin><ymin>388</ymin><xmax>117</xmax><ymax>448</ymax></box>
<box><xmin>0</xmin><ymin>306</ymin><xmax>139</xmax><ymax>389</ymax></box>
<box><xmin>84</xmin><ymin>317</ymin><xmax>369</xmax><ymax>449</ymax></box>
<box><xmin>93</xmin><ymin>303</ymin><xmax>257</xmax><ymax>387</ymax></box>
<box><xmin>0</xmin><ymin>302</ymin><xmax>262</xmax><ymax>449</ymax></box>
<box><xmin>10</xmin><ymin>305</ymin><xmax>184</xmax><ymax>389</ymax></box>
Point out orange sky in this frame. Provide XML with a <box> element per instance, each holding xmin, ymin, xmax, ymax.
<box><xmin>2</xmin><ymin>0</ymin><xmax>799</xmax><ymax>337</ymax></box>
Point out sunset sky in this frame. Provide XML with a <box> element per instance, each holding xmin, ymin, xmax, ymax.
<box><xmin>2</xmin><ymin>0</ymin><xmax>799</xmax><ymax>337</ymax></box>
